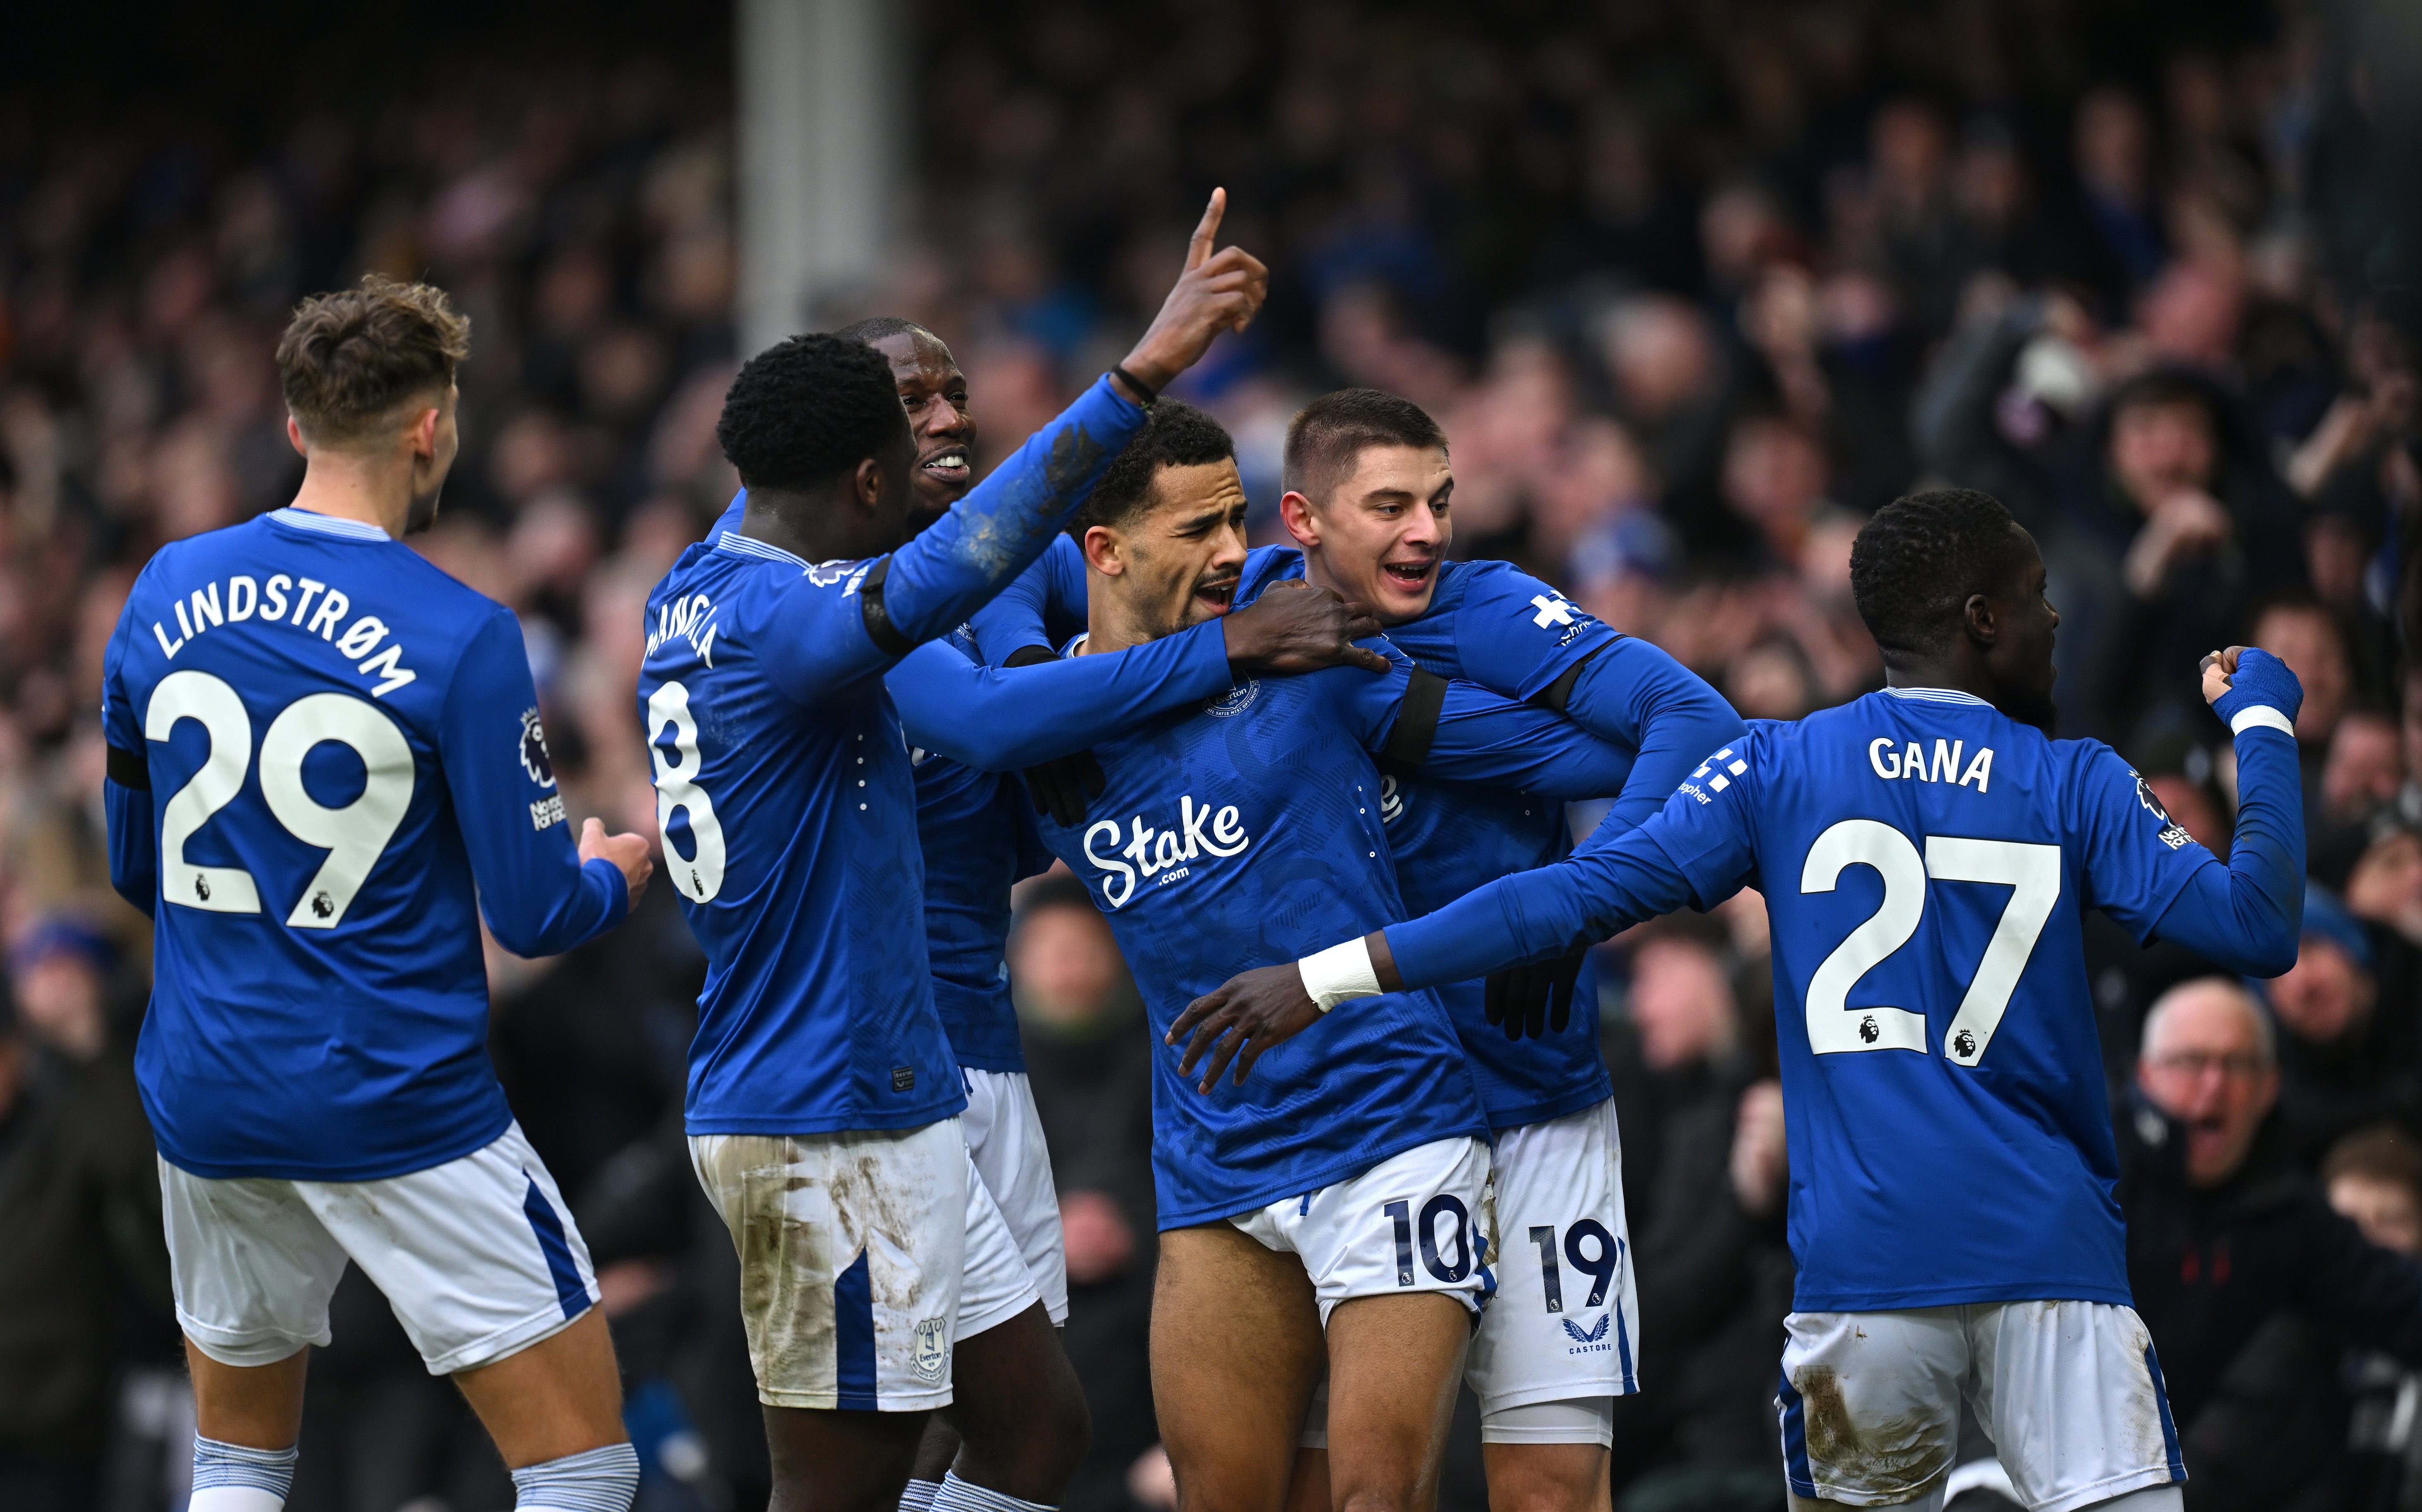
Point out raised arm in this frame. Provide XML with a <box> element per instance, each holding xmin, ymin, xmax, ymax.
<box><xmin>445</xmin><ymin>611</ymin><xmax>643</xmax><ymax>958</ymax></box>
<box><xmin>884</xmin><ymin>191</ymin><xmax>1266</xmax><ymax>651</ymax></box>
<box><xmin>1367</xmin><ymin>668</ymin><xmax>1642</xmax><ymax>798</ymax></box>
<box><xmin>879</xmin><ymin>374</ymin><xmax>1146</xmax><ymax>648</ymax></box>
<box><xmin>2144</xmin><ymin>647</ymin><xmax>2306</xmax><ymax>975</ymax></box>
<box><xmin>1547</xmin><ymin>638</ymin><xmax>1745</xmax><ymax>832</ymax></box>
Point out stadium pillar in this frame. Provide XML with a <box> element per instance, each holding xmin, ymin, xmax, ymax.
<box><xmin>736</xmin><ymin>0</ymin><xmax>906</xmax><ymax>359</ymax></box>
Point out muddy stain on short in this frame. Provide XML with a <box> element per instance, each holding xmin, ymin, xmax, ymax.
<box><xmin>1796</xmin><ymin>1366</ymin><xmax>1953</xmax><ymax>1496</ymax></box>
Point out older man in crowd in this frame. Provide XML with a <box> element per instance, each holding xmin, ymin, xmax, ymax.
<box><xmin>2119</xmin><ymin>978</ymin><xmax>2422</xmax><ymax>1507</ymax></box>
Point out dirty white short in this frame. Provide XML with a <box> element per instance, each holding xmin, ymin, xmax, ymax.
<box><xmin>1230</xmin><ymin>1135</ymin><xmax>1493</xmax><ymax>1326</ymax></box>
<box><xmin>162</xmin><ymin>1120</ymin><xmax>598</xmax><ymax>1376</ymax></box>
<box><xmin>1777</xmin><ymin>1301</ymin><xmax>2185</xmax><ymax>1512</ymax></box>
<box><xmin>693</xmin><ymin>1119</ymin><xmax>984</xmax><ymax>1411</ymax></box>
<box><xmin>1466</xmin><ymin>1098</ymin><xmax>1637</xmax><ymax>1436</ymax></box>
<box><xmin>961</xmin><ymin>1068</ymin><xmax>1068</xmax><ymax>1328</ymax></box>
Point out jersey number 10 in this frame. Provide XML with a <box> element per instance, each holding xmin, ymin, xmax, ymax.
<box><xmin>145</xmin><ymin>670</ymin><xmax>413</xmax><ymax>929</ymax></box>
<box><xmin>1800</xmin><ymin>819</ymin><xmax>2060</xmax><ymax>1067</ymax></box>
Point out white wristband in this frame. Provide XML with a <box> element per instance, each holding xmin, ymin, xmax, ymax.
<box><xmin>2228</xmin><ymin>704</ymin><xmax>2295</xmax><ymax>738</ymax></box>
<box><xmin>1298</xmin><ymin>937</ymin><xmax>1383</xmax><ymax>1012</ymax></box>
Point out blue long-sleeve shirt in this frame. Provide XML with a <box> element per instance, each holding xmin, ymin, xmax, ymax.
<box><xmin>975</xmin><ymin>533</ymin><xmax>1745</xmax><ymax>1126</ymax></box>
<box><xmin>1382</xmin><ymin>686</ymin><xmax>2304</xmax><ymax>1312</ymax></box>
<box><xmin>103</xmin><ymin>508</ymin><xmax>629</xmax><ymax>1180</ymax></box>
<box><xmin>642</xmin><ymin>376</ymin><xmax>1147</xmax><ymax>1136</ymax></box>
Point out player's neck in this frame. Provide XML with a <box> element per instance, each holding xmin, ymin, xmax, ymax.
<box><xmin>1883</xmin><ymin>655</ymin><xmax>1995</xmax><ymax>704</ymax></box>
<box><xmin>1079</xmin><ymin>588</ymin><xmax>1170</xmax><ymax>658</ymax></box>
<box><xmin>738</xmin><ymin>486</ymin><xmax>887</xmax><ymax>565</ymax></box>
<box><xmin>286</xmin><ymin>453</ymin><xmax>412</xmax><ymax>538</ymax></box>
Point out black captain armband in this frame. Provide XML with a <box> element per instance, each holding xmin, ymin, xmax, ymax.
<box><xmin>1381</xmin><ymin>667</ymin><xmax>1450</xmax><ymax>769</ymax></box>
<box><xmin>1532</xmin><ymin>647</ymin><xmax>1605</xmax><ymax>716</ymax></box>
<box><xmin>857</xmin><ymin>557</ymin><xmax>915</xmax><ymax>658</ymax></box>
<box><xmin>1003</xmin><ymin>645</ymin><xmax>1058</xmax><ymax>670</ymax></box>
<box><xmin>107</xmin><ymin>744</ymin><xmax>151</xmax><ymax>790</ymax></box>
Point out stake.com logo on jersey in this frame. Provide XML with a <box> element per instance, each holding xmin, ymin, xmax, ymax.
<box><xmin>1083</xmin><ymin>797</ymin><xmax>1251</xmax><ymax>908</ymax></box>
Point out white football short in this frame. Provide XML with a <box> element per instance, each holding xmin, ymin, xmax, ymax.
<box><xmin>961</xmin><ymin>1068</ymin><xmax>1068</xmax><ymax>1327</ymax></box>
<box><xmin>1778</xmin><ymin>1301</ymin><xmax>2185</xmax><ymax>1512</ymax></box>
<box><xmin>1466</xmin><ymin>1098</ymin><xmax>1637</xmax><ymax>1439</ymax></box>
<box><xmin>1230</xmin><ymin>1135</ymin><xmax>1493</xmax><ymax>1325</ymax></box>
<box><xmin>162</xmin><ymin>1121</ymin><xmax>598</xmax><ymax>1376</ymax></box>
<box><xmin>693</xmin><ymin>1119</ymin><xmax>985</xmax><ymax>1411</ymax></box>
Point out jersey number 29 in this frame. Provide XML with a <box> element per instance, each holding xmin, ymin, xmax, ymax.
<box><xmin>1799</xmin><ymin>819</ymin><xmax>2060</xmax><ymax>1067</ymax></box>
<box><xmin>145</xmin><ymin>670</ymin><xmax>413</xmax><ymax>928</ymax></box>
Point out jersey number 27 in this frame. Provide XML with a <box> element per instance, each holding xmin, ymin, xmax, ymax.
<box><xmin>1799</xmin><ymin>819</ymin><xmax>2059</xmax><ymax>1067</ymax></box>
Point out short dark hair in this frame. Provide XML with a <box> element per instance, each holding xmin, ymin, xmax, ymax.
<box><xmin>2324</xmin><ymin>1123</ymin><xmax>2422</xmax><ymax>1206</ymax></box>
<box><xmin>717</xmin><ymin>333</ymin><xmax>911</xmax><ymax>491</ymax></box>
<box><xmin>1070</xmin><ymin>401</ymin><xmax>1235</xmax><ymax>536</ymax></box>
<box><xmin>1849</xmin><ymin>488</ymin><xmax>2032</xmax><ymax>661</ymax></box>
<box><xmin>2108</xmin><ymin>371</ymin><xmax>2220</xmax><ymax>429</ymax></box>
<box><xmin>1283</xmin><ymin>388</ymin><xmax>1448</xmax><ymax>504</ymax></box>
<box><xmin>277</xmin><ymin>275</ymin><xmax>471</xmax><ymax>445</ymax></box>
<box><xmin>833</xmin><ymin>315</ymin><xmax>938</xmax><ymax>349</ymax></box>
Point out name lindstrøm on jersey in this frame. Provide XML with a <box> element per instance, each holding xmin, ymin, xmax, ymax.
<box><xmin>146</xmin><ymin>568</ymin><xmax>417</xmax><ymax>696</ymax></box>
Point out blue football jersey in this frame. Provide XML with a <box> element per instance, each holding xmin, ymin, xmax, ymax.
<box><xmin>980</xmin><ymin>538</ymin><xmax>1741</xmax><ymax>1129</ymax></box>
<box><xmin>1396</xmin><ymin>686</ymin><xmax>2221</xmax><ymax>1310</ymax></box>
<box><xmin>1241</xmin><ymin>551</ymin><xmax>1631</xmax><ymax>1129</ymax></box>
<box><xmin>102</xmin><ymin>508</ymin><xmax>629</xmax><ymax>1181</ymax></box>
<box><xmin>699</xmin><ymin>488</ymin><xmax>1238</xmax><ymax>1078</ymax></box>
<box><xmin>645</xmin><ymin>378</ymin><xmax>1144</xmax><ymax>1136</ymax></box>
<box><xmin>1033</xmin><ymin>638</ymin><xmax>1640</xmax><ymax>1228</ymax></box>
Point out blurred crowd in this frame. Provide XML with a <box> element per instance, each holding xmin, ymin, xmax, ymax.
<box><xmin>1</xmin><ymin>1</ymin><xmax>2420</xmax><ymax>1510</ymax></box>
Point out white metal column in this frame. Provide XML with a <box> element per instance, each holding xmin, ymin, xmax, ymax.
<box><xmin>735</xmin><ymin>0</ymin><xmax>906</xmax><ymax>359</ymax></box>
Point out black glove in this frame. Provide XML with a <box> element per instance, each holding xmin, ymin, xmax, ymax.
<box><xmin>1022</xmin><ymin>749</ymin><xmax>1107</xmax><ymax>827</ymax></box>
<box><xmin>1483</xmin><ymin>946</ymin><xmax>1589</xmax><ymax>1040</ymax></box>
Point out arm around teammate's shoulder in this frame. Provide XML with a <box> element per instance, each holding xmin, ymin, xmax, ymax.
<box><xmin>887</xmin><ymin>621</ymin><xmax>1234</xmax><ymax>770</ymax></box>
<box><xmin>1556</xmin><ymin>638</ymin><xmax>1747</xmax><ymax>832</ymax></box>
<box><xmin>442</xmin><ymin>607</ymin><xmax>650</xmax><ymax>956</ymax></box>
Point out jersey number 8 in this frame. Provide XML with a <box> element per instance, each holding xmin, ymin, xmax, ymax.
<box><xmin>145</xmin><ymin>670</ymin><xmax>414</xmax><ymax>929</ymax></box>
<box><xmin>646</xmin><ymin>680</ymin><xmax>725</xmax><ymax>903</ymax></box>
<box><xmin>1799</xmin><ymin>819</ymin><xmax>2060</xmax><ymax>1066</ymax></box>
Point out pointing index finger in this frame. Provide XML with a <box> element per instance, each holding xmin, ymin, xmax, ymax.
<box><xmin>1186</xmin><ymin>188</ymin><xmax>1227</xmax><ymax>272</ymax></box>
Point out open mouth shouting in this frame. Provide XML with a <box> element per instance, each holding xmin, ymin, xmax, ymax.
<box><xmin>920</xmin><ymin>446</ymin><xmax>971</xmax><ymax>487</ymax></box>
<box><xmin>1193</xmin><ymin>574</ymin><xmax>1241</xmax><ymax>617</ymax></box>
<box><xmin>1380</xmin><ymin>556</ymin><xmax>1438</xmax><ymax>592</ymax></box>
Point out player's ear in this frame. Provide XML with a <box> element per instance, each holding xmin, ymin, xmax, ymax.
<box><xmin>1962</xmin><ymin>592</ymin><xmax>1996</xmax><ymax>647</ymax></box>
<box><xmin>1278</xmin><ymin>490</ymin><xmax>1320</xmax><ymax>548</ymax></box>
<box><xmin>852</xmin><ymin>456</ymin><xmax>885</xmax><ymax>510</ymax></box>
<box><xmin>409</xmin><ymin>404</ymin><xmax>442</xmax><ymax>460</ymax></box>
<box><xmin>286</xmin><ymin>414</ymin><xmax>309</xmax><ymax>458</ymax></box>
<box><xmin>1080</xmin><ymin>523</ymin><xmax>1125</xmax><ymax>577</ymax></box>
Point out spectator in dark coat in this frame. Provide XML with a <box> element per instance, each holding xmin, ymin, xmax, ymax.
<box><xmin>0</xmin><ymin>944</ymin><xmax>167</xmax><ymax>1512</ymax></box>
<box><xmin>2261</xmin><ymin>886</ymin><xmax>2419</xmax><ymax>1170</ymax></box>
<box><xmin>1912</xmin><ymin>302</ymin><xmax>2305</xmax><ymax>746</ymax></box>
<box><xmin>1603</xmin><ymin>922</ymin><xmax>1794</xmax><ymax>1510</ymax></box>
<box><xmin>2122</xmin><ymin>978</ymin><xmax>2422</xmax><ymax>1510</ymax></box>
<box><xmin>1010</xmin><ymin>876</ymin><xmax>1161</xmax><ymax>1512</ymax></box>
